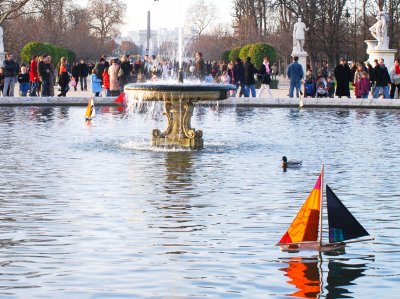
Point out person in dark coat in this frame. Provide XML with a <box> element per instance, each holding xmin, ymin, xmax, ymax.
<box><xmin>71</xmin><ymin>62</ymin><xmax>80</xmax><ymax>91</ymax></box>
<box><xmin>38</xmin><ymin>54</ymin><xmax>52</xmax><ymax>97</ymax></box>
<box><xmin>234</xmin><ymin>58</ymin><xmax>245</xmax><ymax>97</ymax></box>
<box><xmin>334</xmin><ymin>58</ymin><xmax>351</xmax><ymax>98</ymax></box>
<box><xmin>118</xmin><ymin>55</ymin><xmax>133</xmax><ymax>91</ymax></box>
<box><xmin>3</xmin><ymin>52</ymin><xmax>19</xmax><ymax>97</ymax></box>
<box><xmin>77</xmin><ymin>59</ymin><xmax>89</xmax><ymax>91</ymax></box>
<box><xmin>57</xmin><ymin>57</ymin><xmax>70</xmax><ymax>97</ymax></box>
<box><xmin>257</xmin><ymin>56</ymin><xmax>273</xmax><ymax>97</ymax></box>
<box><xmin>94</xmin><ymin>57</ymin><xmax>107</xmax><ymax>84</ymax></box>
<box><xmin>243</xmin><ymin>57</ymin><xmax>258</xmax><ymax>97</ymax></box>
<box><xmin>373</xmin><ymin>58</ymin><xmax>391</xmax><ymax>98</ymax></box>
<box><xmin>195</xmin><ymin>51</ymin><xmax>206</xmax><ymax>81</ymax></box>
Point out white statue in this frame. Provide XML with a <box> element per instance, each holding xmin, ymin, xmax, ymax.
<box><xmin>0</xmin><ymin>26</ymin><xmax>4</xmax><ymax>53</ymax></box>
<box><xmin>293</xmin><ymin>16</ymin><xmax>309</xmax><ymax>53</ymax></box>
<box><xmin>369</xmin><ymin>11</ymin><xmax>389</xmax><ymax>49</ymax></box>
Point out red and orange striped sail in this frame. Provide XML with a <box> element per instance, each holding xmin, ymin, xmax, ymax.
<box><xmin>278</xmin><ymin>173</ymin><xmax>322</xmax><ymax>244</ymax></box>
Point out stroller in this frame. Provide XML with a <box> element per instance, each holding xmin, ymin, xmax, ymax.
<box><xmin>315</xmin><ymin>78</ymin><xmax>328</xmax><ymax>97</ymax></box>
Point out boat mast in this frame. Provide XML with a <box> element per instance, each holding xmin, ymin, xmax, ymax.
<box><xmin>318</xmin><ymin>163</ymin><xmax>324</xmax><ymax>246</ymax></box>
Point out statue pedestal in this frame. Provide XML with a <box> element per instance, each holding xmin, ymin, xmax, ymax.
<box><xmin>0</xmin><ymin>52</ymin><xmax>5</xmax><ymax>67</ymax></box>
<box><xmin>291</xmin><ymin>51</ymin><xmax>308</xmax><ymax>78</ymax></box>
<box><xmin>365</xmin><ymin>40</ymin><xmax>397</xmax><ymax>71</ymax></box>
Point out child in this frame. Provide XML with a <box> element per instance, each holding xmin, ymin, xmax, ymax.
<box><xmin>357</xmin><ymin>71</ymin><xmax>371</xmax><ymax>99</ymax></box>
<box><xmin>220</xmin><ymin>71</ymin><xmax>230</xmax><ymax>84</ymax></box>
<box><xmin>102</xmin><ymin>66</ymin><xmax>110</xmax><ymax>96</ymax></box>
<box><xmin>18</xmin><ymin>65</ymin><xmax>30</xmax><ymax>96</ymax></box>
<box><xmin>91</xmin><ymin>69</ymin><xmax>102</xmax><ymax>97</ymax></box>
<box><xmin>304</xmin><ymin>69</ymin><xmax>316</xmax><ymax>97</ymax></box>
<box><xmin>316</xmin><ymin>78</ymin><xmax>328</xmax><ymax>98</ymax></box>
<box><xmin>326</xmin><ymin>76</ymin><xmax>335</xmax><ymax>98</ymax></box>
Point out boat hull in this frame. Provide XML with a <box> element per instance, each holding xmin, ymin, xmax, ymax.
<box><xmin>278</xmin><ymin>242</ymin><xmax>346</xmax><ymax>252</ymax></box>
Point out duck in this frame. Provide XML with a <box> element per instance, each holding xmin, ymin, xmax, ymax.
<box><xmin>281</xmin><ymin>156</ymin><xmax>302</xmax><ymax>169</ymax></box>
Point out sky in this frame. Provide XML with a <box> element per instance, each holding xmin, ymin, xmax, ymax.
<box><xmin>79</xmin><ymin>0</ymin><xmax>234</xmax><ymax>35</ymax></box>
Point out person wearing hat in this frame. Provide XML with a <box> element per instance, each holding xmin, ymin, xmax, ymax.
<box><xmin>334</xmin><ymin>58</ymin><xmax>351</xmax><ymax>98</ymax></box>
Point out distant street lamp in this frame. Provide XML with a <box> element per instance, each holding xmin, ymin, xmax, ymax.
<box><xmin>146</xmin><ymin>10</ymin><xmax>150</xmax><ymax>55</ymax></box>
<box><xmin>345</xmin><ymin>8</ymin><xmax>350</xmax><ymax>61</ymax></box>
<box><xmin>353</xmin><ymin>2</ymin><xmax>357</xmax><ymax>63</ymax></box>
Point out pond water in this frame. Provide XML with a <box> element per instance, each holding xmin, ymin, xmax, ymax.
<box><xmin>0</xmin><ymin>106</ymin><xmax>399</xmax><ymax>298</ymax></box>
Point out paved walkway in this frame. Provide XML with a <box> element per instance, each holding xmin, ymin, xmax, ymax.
<box><xmin>2</xmin><ymin>77</ymin><xmax>400</xmax><ymax>109</ymax></box>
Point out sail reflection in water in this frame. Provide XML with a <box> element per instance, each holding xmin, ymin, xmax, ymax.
<box><xmin>279</xmin><ymin>257</ymin><xmax>369</xmax><ymax>299</ymax></box>
<box><xmin>280</xmin><ymin>257</ymin><xmax>321</xmax><ymax>299</ymax></box>
<box><xmin>326</xmin><ymin>261</ymin><xmax>368</xmax><ymax>298</ymax></box>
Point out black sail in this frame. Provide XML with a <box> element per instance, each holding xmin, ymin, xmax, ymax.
<box><xmin>326</xmin><ymin>185</ymin><xmax>370</xmax><ymax>243</ymax></box>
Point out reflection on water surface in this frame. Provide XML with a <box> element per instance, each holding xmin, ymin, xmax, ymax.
<box><xmin>0</xmin><ymin>106</ymin><xmax>399</xmax><ymax>298</ymax></box>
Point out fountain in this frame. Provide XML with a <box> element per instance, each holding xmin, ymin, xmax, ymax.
<box><xmin>124</xmin><ymin>82</ymin><xmax>235</xmax><ymax>149</ymax></box>
<box><xmin>124</xmin><ymin>0</ymin><xmax>235</xmax><ymax>150</ymax></box>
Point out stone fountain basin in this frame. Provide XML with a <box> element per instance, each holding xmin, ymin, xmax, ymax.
<box><xmin>124</xmin><ymin>83</ymin><xmax>236</xmax><ymax>101</ymax></box>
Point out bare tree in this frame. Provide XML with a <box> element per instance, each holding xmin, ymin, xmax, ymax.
<box><xmin>189</xmin><ymin>24</ymin><xmax>236</xmax><ymax>61</ymax></box>
<box><xmin>0</xmin><ymin>0</ymin><xmax>32</xmax><ymax>25</ymax></box>
<box><xmin>120</xmin><ymin>40</ymin><xmax>140</xmax><ymax>55</ymax></box>
<box><xmin>386</xmin><ymin>0</ymin><xmax>400</xmax><ymax>50</ymax></box>
<box><xmin>87</xmin><ymin>0</ymin><xmax>125</xmax><ymax>47</ymax></box>
<box><xmin>29</xmin><ymin>0</ymin><xmax>71</xmax><ymax>44</ymax></box>
<box><xmin>3</xmin><ymin>0</ymin><xmax>122</xmax><ymax>61</ymax></box>
<box><xmin>231</xmin><ymin>0</ymin><xmax>259</xmax><ymax>43</ymax></box>
<box><xmin>187</xmin><ymin>0</ymin><xmax>216</xmax><ymax>38</ymax></box>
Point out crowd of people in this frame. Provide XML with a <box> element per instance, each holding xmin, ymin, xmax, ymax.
<box><xmin>290</xmin><ymin>56</ymin><xmax>400</xmax><ymax>99</ymax></box>
<box><xmin>0</xmin><ymin>51</ymin><xmax>281</xmax><ymax>98</ymax></box>
<box><xmin>1</xmin><ymin>50</ymin><xmax>399</xmax><ymax>99</ymax></box>
<box><xmin>189</xmin><ymin>52</ymin><xmax>279</xmax><ymax>98</ymax></box>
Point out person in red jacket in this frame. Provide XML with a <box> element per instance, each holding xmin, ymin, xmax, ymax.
<box><xmin>102</xmin><ymin>67</ymin><xmax>110</xmax><ymax>96</ymax></box>
<box><xmin>29</xmin><ymin>55</ymin><xmax>40</xmax><ymax>96</ymax></box>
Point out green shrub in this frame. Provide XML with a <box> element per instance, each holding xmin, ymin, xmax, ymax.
<box><xmin>20</xmin><ymin>42</ymin><xmax>48</xmax><ymax>64</ymax></box>
<box><xmin>221</xmin><ymin>50</ymin><xmax>230</xmax><ymax>62</ymax></box>
<box><xmin>248</xmin><ymin>43</ymin><xmax>276</xmax><ymax>69</ymax></box>
<box><xmin>49</xmin><ymin>44</ymin><xmax>67</xmax><ymax>66</ymax></box>
<box><xmin>239</xmin><ymin>44</ymin><xmax>253</xmax><ymax>62</ymax></box>
<box><xmin>66</xmin><ymin>49</ymin><xmax>76</xmax><ymax>63</ymax></box>
<box><xmin>228</xmin><ymin>46</ymin><xmax>242</xmax><ymax>62</ymax></box>
<box><xmin>20</xmin><ymin>42</ymin><xmax>76</xmax><ymax>66</ymax></box>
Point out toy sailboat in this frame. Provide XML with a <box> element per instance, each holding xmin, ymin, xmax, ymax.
<box><xmin>84</xmin><ymin>96</ymin><xmax>96</xmax><ymax>121</ymax></box>
<box><xmin>276</xmin><ymin>165</ymin><xmax>373</xmax><ymax>252</ymax></box>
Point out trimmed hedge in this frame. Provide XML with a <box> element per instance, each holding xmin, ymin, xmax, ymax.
<box><xmin>247</xmin><ymin>43</ymin><xmax>276</xmax><ymax>69</ymax></box>
<box><xmin>66</xmin><ymin>49</ymin><xmax>76</xmax><ymax>64</ymax></box>
<box><xmin>20</xmin><ymin>42</ymin><xmax>48</xmax><ymax>63</ymax></box>
<box><xmin>225</xmin><ymin>43</ymin><xmax>276</xmax><ymax>68</ymax></box>
<box><xmin>221</xmin><ymin>50</ymin><xmax>230</xmax><ymax>62</ymax></box>
<box><xmin>239</xmin><ymin>44</ymin><xmax>253</xmax><ymax>62</ymax></box>
<box><xmin>228</xmin><ymin>46</ymin><xmax>242</xmax><ymax>62</ymax></box>
<box><xmin>20</xmin><ymin>42</ymin><xmax>76</xmax><ymax>65</ymax></box>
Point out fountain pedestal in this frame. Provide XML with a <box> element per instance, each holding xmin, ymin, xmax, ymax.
<box><xmin>152</xmin><ymin>100</ymin><xmax>203</xmax><ymax>149</ymax></box>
